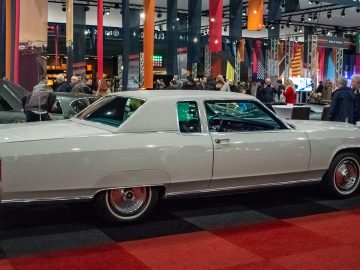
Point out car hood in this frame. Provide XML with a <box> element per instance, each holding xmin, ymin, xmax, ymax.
<box><xmin>287</xmin><ymin>120</ymin><xmax>358</xmax><ymax>132</ymax></box>
<box><xmin>0</xmin><ymin>120</ymin><xmax>109</xmax><ymax>143</ymax></box>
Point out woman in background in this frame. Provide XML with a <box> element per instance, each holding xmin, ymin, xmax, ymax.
<box><xmin>283</xmin><ymin>79</ymin><xmax>296</xmax><ymax>104</ymax></box>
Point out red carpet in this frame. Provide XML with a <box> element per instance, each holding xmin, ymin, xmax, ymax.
<box><xmin>2</xmin><ymin>209</ymin><xmax>360</xmax><ymax>270</ymax></box>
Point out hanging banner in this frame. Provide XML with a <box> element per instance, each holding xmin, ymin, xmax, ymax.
<box><xmin>188</xmin><ymin>0</ymin><xmax>201</xmax><ymax>64</ymax></box>
<box><xmin>143</xmin><ymin>0</ymin><xmax>155</xmax><ymax>89</ymax></box>
<box><xmin>167</xmin><ymin>0</ymin><xmax>178</xmax><ymax>75</ymax></box>
<box><xmin>18</xmin><ymin>0</ymin><xmax>47</xmax><ymax>90</ymax></box>
<box><xmin>209</xmin><ymin>0</ymin><xmax>223</xmax><ymax>52</ymax></box>
<box><xmin>229</xmin><ymin>0</ymin><xmax>242</xmax><ymax>40</ymax></box>
<box><xmin>66</xmin><ymin>0</ymin><xmax>74</xmax><ymax>83</ymax></box>
<box><xmin>73</xmin><ymin>4</ymin><xmax>86</xmax><ymax>76</ymax></box>
<box><xmin>317</xmin><ymin>36</ymin><xmax>353</xmax><ymax>49</ymax></box>
<box><xmin>355</xmin><ymin>33</ymin><xmax>360</xmax><ymax>54</ymax></box>
<box><xmin>122</xmin><ymin>0</ymin><xmax>130</xmax><ymax>90</ymax></box>
<box><xmin>0</xmin><ymin>0</ymin><xmax>5</xmax><ymax>77</ymax></box>
<box><xmin>268</xmin><ymin>0</ymin><xmax>282</xmax><ymax>21</ymax></box>
<box><xmin>247</xmin><ymin>0</ymin><xmax>263</xmax><ymax>31</ymax></box>
<box><xmin>285</xmin><ymin>0</ymin><xmax>300</xmax><ymax>12</ymax></box>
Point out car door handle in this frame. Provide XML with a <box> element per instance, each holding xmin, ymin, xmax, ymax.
<box><xmin>215</xmin><ymin>138</ymin><xmax>230</xmax><ymax>144</ymax></box>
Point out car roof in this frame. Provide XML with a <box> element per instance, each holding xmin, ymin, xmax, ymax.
<box><xmin>109</xmin><ymin>90</ymin><xmax>255</xmax><ymax>101</ymax></box>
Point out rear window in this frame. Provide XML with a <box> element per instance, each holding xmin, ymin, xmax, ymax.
<box><xmin>77</xmin><ymin>96</ymin><xmax>145</xmax><ymax>127</ymax></box>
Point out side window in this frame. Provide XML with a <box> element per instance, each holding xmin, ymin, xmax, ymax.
<box><xmin>0</xmin><ymin>96</ymin><xmax>13</xmax><ymax>111</ymax></box>
<box><xmin>205</xmin><ymin>100</ymin><xmax>284</xmax><ymax>132</ymax></box>
<box><xmin>50</xmin><ymin>99</ymin><xmax>63</xmax><ymax>114</ymax></box>
<box><xmin>177</xmin><ymin>101</ymin><xmax>201</xmax><ymax>133</ymax></box>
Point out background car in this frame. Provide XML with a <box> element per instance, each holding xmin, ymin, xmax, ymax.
<box><xmin>0</xmin><ymin>79</ymin><xmax>98</xmax><ymax>123</ymax></box>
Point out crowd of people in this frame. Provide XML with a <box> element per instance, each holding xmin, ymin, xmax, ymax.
<box><xmin>20</xmin><ymin>71</ymin><xmax>360</xmax><ymax>125</ymax></box>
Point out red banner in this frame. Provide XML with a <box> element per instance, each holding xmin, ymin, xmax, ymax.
<box><xmin>209</xmin><ymin>0</ymin><xmax>223</xmax><ymax>53</ymax></box>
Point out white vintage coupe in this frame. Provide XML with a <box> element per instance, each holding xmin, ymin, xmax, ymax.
<box><xmin>0</xmin><ymin>90</ymin><xmax>359</xmax><ymax>223</ymax></box>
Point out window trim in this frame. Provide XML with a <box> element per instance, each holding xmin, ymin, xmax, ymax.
<box><xmin>203</xmin><ymin>99</ymin><xmax>289</xmax><ymax>134</ymax></box>
<box><xmin>176</xmin><ymin>100</ymin><xmax>202</xmax><ymax>134</ymax></box>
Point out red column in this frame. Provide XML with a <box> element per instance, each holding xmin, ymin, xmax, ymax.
<box><xmin>143</xmin><ymin>0</ymin><xmax>155</xmax><ymax>89</ymax></box>
<box><xmin>97</xmin><ymin>0</ymin><xmax>104</xmax><ymax>81</ymax></box>
<box><xmin>209</xmin><ymin>0</ymin><xmax>223</xmax><ymax>53</ymax></box>
<box><xmin>14</xmin><ymin>0</ymin><xmax>20</xmax><ymax>83</ymax></box>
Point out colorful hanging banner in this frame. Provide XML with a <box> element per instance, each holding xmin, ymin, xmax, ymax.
<box><xmin>209</xmin><ymin>0</ymin><xmax>223</xmax><ymax>53</ymax></box>
<box><xmin>18</xmin><ymin>0</ymin><xmax>47</xmax><ymax>89</ymax></box>
<box><xmin>167</xmin><ymin>0</ymin><xmax>178</xmax><ymax>75</ymax></box>
<box><xmin>143</xmin><ymin>0</ymin><xmax>155</xmax><ymax>89</ymax></box>
<box><xmin>247</xmin><ymin>0</ymin><xmax>263</xmax><ymax>31</ymax></box>
<box><xmin>229</xmin><ymin>0</ymin><xmax>242</xmax><ymax>40</ymax></box>
<box><xmin>188</xmin><ymin>0</ymin><xmax>201</xmax><ymax>64</ymax></box>
<box><xmin>97</xmin><ymin>0</ymin><xmax>104</xmax><ymax>82</ymax></box>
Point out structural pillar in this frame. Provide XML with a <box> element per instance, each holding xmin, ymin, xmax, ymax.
<box><xmin>166</xmin><ymin>0</ymin><xmax>178</xmax><ymax>76</ymax></box>
<box><xmin>97</xmin><ymin>0</ymin><xmax>104</xmax><ymax>82</ymax></box>
<box><xmin>13</xmin><ymin>0</ymin><xmax>19</xmax><ymax>84</ymax></box>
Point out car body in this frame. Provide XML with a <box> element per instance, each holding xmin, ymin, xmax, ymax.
<box><xmin>0</xmin><ymin>79</ymin><xmax>97</xmax><ymax>123</ymax></box>
<box><xmin>0</xmin><ymin>90</ymin><xmax>359</xmax><ymax>223</ymax></box>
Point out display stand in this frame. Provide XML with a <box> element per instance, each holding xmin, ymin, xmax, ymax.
<box><xmin>204</xmin><ymin>45</ymin><xmax>211</xmax><ymax>78</ymax></box>
<box><xmin>235</xmin><ymin>53</ymin><xmax>241</xmax><ymax>85</ymax></box>
<box><xmin>267</xmin><ymin>39</ymin><xmax>280</xmax><ymax>83</ymax></box>
<box><xmin>335</xmin><ymin>48</ymin><xmax>344</xmax><ymax>81</ymax></box>
<box><xmin>192</xmin><ymin>63</ymin><xmax>198</xmax><ymax>79</ymax></box>
<box><xmin>284</xmin><ymin>34</ymin><xmax>295</xmax><ymax>81</ymax></box>
<box><xmin>139</xmin><ymin>52</ymin><xmax>144</xmax><ymax>88</ymax></box>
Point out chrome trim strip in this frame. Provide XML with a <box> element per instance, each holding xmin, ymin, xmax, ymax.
<box><xmin>2</xmin><ymin>195</ymin><xmax>94</xmax><ymax>204</ymax></box>
<box><xmin>164</xmin><ymin>178</ymin><xmax>322</xmax><ymax>197</ymax></box>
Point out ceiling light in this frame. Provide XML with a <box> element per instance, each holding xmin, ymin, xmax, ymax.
<box><xmin>341</xmin><ymin>8</ymin><xmax>346</xmax><ymax>17</ymax></box>
<box><xmin>105</xmin><ymin>8</ymin><xmax>110</xmax><ymax>15</ymax></box>
<box><xmin>157</xmin><ymin>12</ymin><xmax>162</xmax><ymax>18</ymax></box>
<box><xmin>61</xmin><ymin>4</ymin><xmax>66</xmax><ymax>12</ymax></box>
<box><xmin>308</xmin><ymin>14</ymin><xmax>312</xmax><ymax>21</ymax></box>
<box><xmin>301</xmin><ymin>15</ymin><xmax>305</xmax><ymax>22</ymax></box>
<box><xmin>84</xmin><ymin>6</ymin><xmax>90</xmax><ymax>12</ymax></box>
<box><xmin>140</xmin><ymin>12</ymin><xmax>145</xmax><ymax>19</ymax></box>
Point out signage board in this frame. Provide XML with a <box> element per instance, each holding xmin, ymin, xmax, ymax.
<box><xmin>317</xmin><ymin>36</ymin><xmax>353</xmax><ymax>49</ymax></box>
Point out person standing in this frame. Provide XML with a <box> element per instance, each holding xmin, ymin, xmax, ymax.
<box><xmin>22</xmin><ymin>75</ymin><xmax>56</xmax><ymax>122</ymax></box>
<box><xmin>54</xmin><ymin>74</ymin><xmax>71</xmax><ymax>92</ymax></box>
<box><xmin>351</xmin><ymin>76</ymin><xmax>360</xmax><ymax>123</ymax></box>
<box><xmin>330</xmin><ymin>77</ymin><xmax>355</xmax><ymax>123</ymax></box>
<box><xmin>257</xmin><ymin>78</ymin><xmax>275</xmax><ymax>104</ymax></box>
<box><xmin>216</xmin><ymin>75</ymin><xmax>230</xmax><ymax>92</ymax></box>
<box><xmin>283</xmin><ymin>79</ymin><xmax>297</xmax><ymax>104</ymax></box>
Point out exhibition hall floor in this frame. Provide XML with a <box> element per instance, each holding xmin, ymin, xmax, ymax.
<box><xmin>0</xmin><ymin>186</ymin><xmax>360</xmax><ymax>270</ymax></box>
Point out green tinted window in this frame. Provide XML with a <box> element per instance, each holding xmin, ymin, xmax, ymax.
<box><xmin>177</xmin><ymin>101</ymin><xmax>201</xmax><ymax>133</ymax></box>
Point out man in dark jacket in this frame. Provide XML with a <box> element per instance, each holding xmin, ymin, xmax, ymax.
<box><xmin>330</xmin><ymin>77</ymin><xmax>355</xmax><ymax>124</ymax></box>
<box><xmin>54</xmin><ymin>74</ymin><xmax>71</xmax><ymax>92</ymax></box>
<box><xmin>257</xmin><ymin>78</ymin><xmax>275</xmax><ymax>104</ymax></box>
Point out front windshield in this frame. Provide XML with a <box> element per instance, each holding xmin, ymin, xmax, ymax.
<box><xmin>77</xmin><ymin>96</ymin><xmax>145</xmax><ymax>127</ymax></box>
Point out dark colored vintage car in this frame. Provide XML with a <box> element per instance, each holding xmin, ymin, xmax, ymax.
<box><xmin>0</xmin><ymin>79</ymin><xmax>98</xmax><ymax>123</ymax></box>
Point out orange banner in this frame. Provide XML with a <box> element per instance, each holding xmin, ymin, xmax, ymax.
<box><xmin>247</xmin><ymin>0</ymin><xmax>263</xmax><ymax>31</ymax></box>
<box><xmin>143</xmin><ymin>0</ymin><xmax>155</xmax><ymax>89</ymax></box>
<box><xmin>237</xmin><ymin>39</ymin><xmax>245</xmax><ymax>62</ymax></box>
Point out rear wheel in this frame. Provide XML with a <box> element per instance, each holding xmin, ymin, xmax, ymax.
<box><xmin>93</xmin><ymin>186</ymin><xmax>159</xmax><ymax>223</ymax></box>
<box><xmin>323</xmin><ymin>152</ymin><xmax>360</xmax><ymax>197</ymax></box>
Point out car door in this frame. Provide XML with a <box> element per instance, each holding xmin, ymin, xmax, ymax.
<box><xmin>205</xmin><ymin>100</ymin><xmax>311</xmax><ymax>189</ymax></box>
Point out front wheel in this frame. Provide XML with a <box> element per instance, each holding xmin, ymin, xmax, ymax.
<box><xmin>93</xmin><ymin>186</ymin><xmax>159</xmax><ymax>223</ymax></box>
<box><xmin>323</xmin><ymin>152</ymin><xmax>360</xmax><ymax>198</ymax></box>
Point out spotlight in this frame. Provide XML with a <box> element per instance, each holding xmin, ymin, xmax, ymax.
<box><xmin>61</xmin><ymin>4</ymin><xmax>66</xmax><ymax>12</ymax></box>
<box><xmin>105</xmin><ymin>8</ymin><xmax>110</xmax><ymax>15</ymax></box>
<box><xmin>224</xmin><ymin>26</ymin><xmax>227</xmax><ymax>32</ymax></box>
<box><xmin>157</xmin><ymin>12</ymin><xmax>162</xmax><ymax>18</ymax></box>
<box><xmin>299</xmin><ymin>27</ymin><xmax>303</xmax><ymax>33</ymax></box>
<box><xmin>308</xmin><ymin>0</ymin><xmax>313</xmax><ymax>4</ymax></box>
<box><xmin>301</xmin><ymin>15</ymin><xmax>305</xmax><ymax>22</ymax></box>
<box><xmin>341</xmin><ymin>8</ymin><xmax>346</xmax><ymax>17</ymax></box>
<box><xmin>176</xmin><ymin>17</ymin><xmax>180</xmax><ymax>21</ymax></box>
<box><xmin>270</xmin><ymin>24</ymin><xmax>275</xmax><ymax>30</ymax></box>
<box><xmin>308</xmin><ymin>14</ymin><xmax>312</xmax><ymax>21</ymax></box>
<box><xmin>242</xmin><ymin>7</ymin><xmax>246</xmax><ymax>16</ymax></box>
<box><xmin>210</xmin><ymin>17</ymin><xmax>215</xmax><ymax>22</ymax></box>
<box><xmin>140</xmin><ymin>12</ymin><xmax>145</xmax><ymax>19</ymax></box>
<box><xmin>114</xmin><ymin>3</ymin><xmax>120</xmax><ymax>9</ymax></box>
<box><xmin>327</xmin><ymin>11</ymin><xmax>332</xmax><ymax>19</ymax></box>
<box><xmin>193</xmin><ymin>37</ymin><xmax>198</xmax><ymax>43</ymax></box>
<box><xmin>84</xmin><ymin>6</ymin><xmax>90</xmax><ymax>12</ymax></box>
